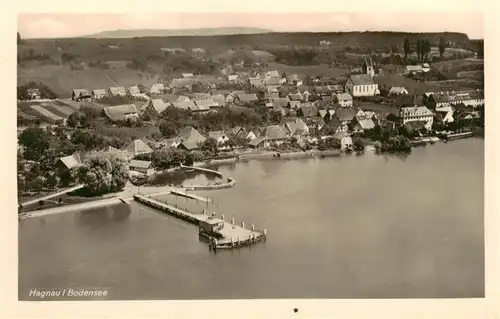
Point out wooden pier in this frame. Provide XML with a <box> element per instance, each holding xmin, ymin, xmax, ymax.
<box><xmin>170</xmin><ymin>189</ymin><xmax>211</xmax><ymax>203</ymax></box>
<box><xmin>133</xmin><ymin>194</ymin><xmax>266</xmax><ymax>250</ymax></box>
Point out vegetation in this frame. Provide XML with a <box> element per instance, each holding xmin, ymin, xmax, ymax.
<box><xmin>17</xmin><ymin>81</ymin><xmax>58</xmax><ymax>100</ymax></box>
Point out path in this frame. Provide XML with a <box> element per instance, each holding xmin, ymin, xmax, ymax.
<box><xmin>20</xmin><ymin>184</ymin><xmax>85</xmax><ymax>208</ymax></box>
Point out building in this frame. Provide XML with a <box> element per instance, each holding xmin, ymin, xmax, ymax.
<box><xmin>388</xmin><ymin>87</ymin><xmax>409</xmax><ymax>96</ymax></box>
<box><xmin>122</xmin><ymin>139</ymin><xmax>154</xmax><ymax>158</ymax></box>
<box><xmin>208</xmin><ymin>131</ymin><xmax>229</xmax><ymax>147</ymax></box>
<box><xmin>92</xmin><ymin>89</ymin><xmax>107</xmax><ymax>100</ymax></box>
<box><xmin>128</xmin><ymin>86</ymin><xmax>141</xmax><ymax>96</ymax></box>
<box><xmin>362</xmin><ymin>56</ymin><xmax>375</xmax><ymax>77</ymax></box>
<box><xmin>333</xmin><ymin>93</ymin><xmax>353</xmax><ymax>108</ymax></box>
<box><xmin>235</xmin><ymin>93</ymin><xmax>259</xmax><ymax>105</ymax></box>
<box><xmin>283</xmin><ymin>118</ymin><xmax>309</xmax><ymax>136</ymax></box>
<box><xmin>344</xmin><ymin>75</ymin><xmax>379</xmax><ymax>97</ymax></box>
<box><xmin>296</xmin><ymin>104</ymin><xmax>318</xmax><ymax>118</ymax></box>
<box><xmin>140</xmin><ymin>99</ymin><xmax>169</xmax><ymax>117</ymax></box>
<box><xmin>172</xmin><ymin>100</ymin><xmax>196</xmax><ymax>111</ymax></box>
<box><xmin>103</xmin><ymin>104</ymin><xmax>139</xmax><ymax>122</ymax></box>
<box><xmin>334</xmin><ymin>108</ymin><xmax>357</xmax><ymax>125</ymax></box>
<box><xmin>27</xmin><ymin>88</ymin><xmax>41</xmax><ymax>100</ymax></box>
<box><xmin>263</xmin><ymin>125</ymin><xmax>289</xmax><ymax>148</ymax></box>
<box><xmin>194</xmin><ymin>99</ymin><xmax>219</xmax><ymax>110</ymax></box>
<box><xmin>434</xmin><ymin>107</ymin><xmax>454</xmax><ymax>124</ymax></box>
<box><xmin>72</xmin><ymin>89</ymin><xmax>91</xmax><ymax>101</ymax></box>
<box><xmin>150</xmin><ymin>83</ymin><xmax>165</xmax><ymax>95</ymax></box>
<box><xmin>182</xmin><ymin>73</ymin><xmax>194</xmax><ymax>78</ymax></box>
<box><xmin>332</xmin><ymin>132</ymin><xmax>353</xmax><ymax>150</ymax></box>
<box><xmin>351</xmin><ymin>116</ymin><xmax>376</xmax><ymax>133</ymax></box>
<box><xmin>427</xmin><ymin>90</ymin><xmax>484</xmax><ymax>109</ymax></box>
<box><xmin>228</xmin><ymin>74</ymin><xmax>238</xmax><ymax>82</ymax></box>
<box><xmin>129</xmin><ymin>160</ymin><xmax>154</xmax><ymax>175</ymax></box>
<box><xmin>108</xmin><ymin>86</ymin><xmax>126</xmax><ymax>96</ymax></box>
<box><xmin>176</xmin><ymin>126</ymin><xmax>206</xmax><ymax>151</ymax></box>
<box><xmin>399</xmin><ymin>106</ymin><xmax>434</xmax><ymax>130</ymax></box>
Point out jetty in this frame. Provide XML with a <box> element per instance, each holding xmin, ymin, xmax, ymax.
<box><xmin>19</xmin><ymin>184</ymin><xmax>85</xmax><ymax>208</ymax></box>
<box><xmin>133</xmin><ymin>194</ymin><xmax>266</xmax><ymax>250</ymax></box>
<box><xmin>170</xmin><ymin>189</ymin><xmax>211</xmax><ymax>203</ymax></box>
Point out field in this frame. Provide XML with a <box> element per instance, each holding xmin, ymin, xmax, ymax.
<box><xmin>94</xmin><ymin>121</ymin><xmax>160</xmax><ymax>140</ymax></box>
<box><xmin>262</xmin><ymin>62</ymin><xmax>349</xmax><ymax>80</ymax></box>
<box><xmin>18</xmin><ymin>63</ymin><xmax>160</xmax><ymax>98</ymax></box>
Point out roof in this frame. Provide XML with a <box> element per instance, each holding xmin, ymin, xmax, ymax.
<box><xmin>211</xmin><ymin>94</ymin><xmax>226</xmax><ymax>105</ymax></box>
<box><xmin>265</xmin><ymin>77</ymin><xmax>280</xmax><ymax>86</ymax></box>
<box><xmin>171</xmin><ymin>78</ymin><xmax>195</xmax><ymax>88</ymax></box>
<box><xmin>289</xmin><ymin>101</ymin><xmax>301</xmax><ymax>108</ymax></box>
<box><xmin>128</xmin><ymin>86</ymin><xmax>140</xmax><ymax>95</ymax></box>
<box><xmin>285</xmin><ymin>119</ymin><xmax>309</xmax><ymax>135</ymax></box>
<box><xmin>272</xmin><ymin>98</ymin><xmax>289</xmax><ymax>108</ymax></box>
<box><xmin>335</xmin><ymin>108</ymin><xmax>357</xmax><ymax>122</ymax></box>
<box><xmin>250</xmin><ymin>79</ymin><xmax>264</xmax><ymax>87</ymax></box>
<box><xmin>286</xmin><ymin>74</ymin><xmax>300</xmax><ymax>82</ymax></box>
<box><xmin>123</xmin><ymin>139</ymin><xmax>153</xmax><ymax>156</ymax></box>
<box><xmin>101</xmin><ymin>146</ymin><xmax>120</xmax><ymax>153</ymax></box>
<box><xmin>172</xmin><ymin>101</ymin><xmax>196</xmax><ymax>110</ymax></box>
<box><xmin>103</xmin><ymin>104</ymin><xmax>138</xmax><ymax>122</ymax></box>
<box><xmin>299</xmin><ymin>104</ymin><xmax>318</xmax><ymax>118</ymax></box>
<box><xmin>405</xmin><ymin>121</ymin><xmax>428</xmax><ymax>130</ymax></box>
<box><xmin>288</xmin><ymin>93</ymin><xmax>303</xmax><ymax>101</ymax></box>
<box><xmin>150</xmin><ymin>83</ymin><xmax>164</xmax><ymax>92</ymax></box>
<box><xmin>194</xmin><ymin>99</ymin><xmax>218</xmax><ymax>109</ymax></box>
<box><xmin>400</xmin><ymin>106</ymin><xmax>433</xmax><ymax>117</ymax></box>
<box><xmin>177</xmin><ymin>95</ymin><xmax>190</xmax><ymax>102</ymax></box>
<box><xmin>333</xmin><ymin>131</ymin><xmax>351</xmax><ymax>141</ymax></box>
<box><xmin>92</xmin><ymin>89</ymin><xmax>106</xmax><ymax>96</ymax></box>
<box><xmin>142</xmin><ymin>99</ymin><xmax>168</xmax><ymax>114</ymax></box>
<box><xmin>177</xmin><ymin>126</ymin><xmax>206</xmax><ymax>145</ymax></box>
<box><xmin>249</xmin><ymin>136</ymin><xmax>266</xmax><ymax>147</ymax></box>
<box><xmin>335</xmin><ymin>93</ymin><xmax>353</xmax><ymax>101</ymax></box>
<box><xmin>73</xmin><ymin>89</ymin><xmax>90</xmax><ymax>97</ymax></box>
<box><xmin>182</xmin><ymin>73</ymin><xmax>194</xmax><ymax>78</ymax></box>
<box><xmin>129</xmin><ymin>160</ymin><xmax>152</xmax><ymax>169</ymax></box>
<box><xmin>389</xmin><ymin>87</ymin><xmax>408</xmax><ymax>94</ymax></box>
<box><xmin>355</xmin><ymin>117</ymin><xmax>375</xmax><ymax>130</ymax></box>
<box><xmin>192</xmin><ymin>93</ymin><xmax>211</xmax><ymax>100</ymax></box>
<box><xmin>208</xmin><ymin>131</ymin><xmax>227</xmax><ymax>140</ymax></box>
<box><xmin>109</xmin><ymin>86</ymin><xmax>126</xmax><ymax>95</ymax></box>
<box><xmin>161</xmin><ymin>94</ymin><xmax>179</xmax><ymax>103</ymax></box>
<box><xmin>237</xmin><ymin>93</ymin><xmax>259</xmax><ymax>103</ymax></box>
<box><xmin>348</xmin><ymin>74</ymin><xmax>377</xmax><ymax>86</ymax></box>
<box><xmin>264</xmin><ymin>125</ymin><xmax>288</xmax><ymax>140</ymax></box>
<box><xmin>406</xmin><ymin>65</ymin><xmax>423</xmax><ymax>72</ymax></box>
<box><xmin>58</xmin><ymin>153</ymin><xmax>82</xmax><ymax>169</ymax></box>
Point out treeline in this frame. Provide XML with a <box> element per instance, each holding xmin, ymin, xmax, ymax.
<box><xmin>17</xmin><ymin>81</ymin><xmax>58</xmax><ymax>100</ymax></box>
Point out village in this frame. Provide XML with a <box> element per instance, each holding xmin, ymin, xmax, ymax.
<box><xmin>17</xmin><ymin>48</ymin><xmax>485</xmax><ymax>201</ymax></box>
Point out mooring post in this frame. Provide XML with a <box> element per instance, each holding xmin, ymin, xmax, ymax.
<box><xmin>241</xmin><ymin>221</ymin><xmax>245</xmax><ymax>229</ymax></box>
<box><xmin>221</xmin><ymin>214</ymin><xmax>224</xmax><ymax>221</ymax></box>
<box><xmin>251</xmin><ymin>224</ymin><xmax>255</xmax><ymax>231</ymax></box>
<box><xmin>231</xmin><ymin>218</ymin><xmax>234</xmax><ymax>225</ymax></box>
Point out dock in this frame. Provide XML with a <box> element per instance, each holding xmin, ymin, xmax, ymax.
<box><xmin>169</xmin><ymin>189</ymin><xmax>211</xmax><ymax>203</ymax></box>
<box><xmin>133</xmin><ymin>194</ymin><xmax>266</xmax><ymax>250</ymax></box>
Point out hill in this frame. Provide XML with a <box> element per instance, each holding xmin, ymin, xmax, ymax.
<box><xmin>82</xmin><ymin>27</ymin><xmax>273</xmax><ymax>38</ymax></box>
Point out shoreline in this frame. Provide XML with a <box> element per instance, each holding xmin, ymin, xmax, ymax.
<box><xmin>19</xmin><ymin>135</ymin><xmax>476</xmax><ymax>220</ymax></box>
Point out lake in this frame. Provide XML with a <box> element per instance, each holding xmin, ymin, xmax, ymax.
<box><xmin>18</xmin><ymin>138</ymin><xmax>484</xmax><ymax>300</ymax></box>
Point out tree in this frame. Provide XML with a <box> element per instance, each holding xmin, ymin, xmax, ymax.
<box><xmin>17</xmin><ymin>32</ymin><xmax>22</xmax><ymax>45</ymax></box>
<box><xmin>159</xmin><ymin>120</ymin><xmax>179</xmax><ymax>138</ymax></box>
<box><xmin>403</xmin><ymin>37</ymin><xmax>411</xmax><ymax>59</ymax></box>
<box><xmin>416</xmin><ymin>39</ymin><xmax>422</xmax><ymax>61</ymax></box>
<box><xmin>200</xmin><ymin>137</ymin><xmax>219</xmax><ymax>158</ymax></box>
<box><xmin>18</xmin><ymin>127</ymin><xmax>50</xmax><ymax>161</ymax></box>
<box><xmin>67</xmin><ymin>112</ymin><xmax>80</xmax><ymax>128</ymax></box>
<box><xmin>76</xmin><ymin>152</ymin><xmax>129</xmax><ymax>196</ymax></box>
<box><xmin>353</xmin><ymin>138</ymin><xmax>365</xmax><ymax>154</ymax></box>
<box><xmin>439</xmin><ymin>37</ymin><xmax>446</xmax><ymax>58</ymax></box>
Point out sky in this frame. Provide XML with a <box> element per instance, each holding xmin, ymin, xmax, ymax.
<box><xmin>17</xmin><ymin>13</ymin><xmax>484</xmax><ymax>39</ymax></box>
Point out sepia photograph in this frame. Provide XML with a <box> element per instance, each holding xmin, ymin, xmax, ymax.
<box><xmin>15</xmin><ymin>10</ymin><xmax>487</xmax><ymax>305</ymax></box>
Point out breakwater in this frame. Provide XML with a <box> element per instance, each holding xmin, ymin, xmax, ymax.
<box><xmin>180</xmin><ymin>164</ymin><xmax>236</xmax><ymax>190</ymax></box>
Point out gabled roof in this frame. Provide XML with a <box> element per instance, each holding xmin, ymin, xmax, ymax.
<box><xmin>129</xmin><ymin>160</ymin><xmax>152</xmax><ymax>169</ymax></box>
<box><xmin>250</xmin><ymin>79</ymin><xmax>264</xmax><ymax>87</ymax></box>
<box><xmin>289</xmin><ymin>101</ymin><xmax>301</xmax><ymax>108</ymax></box>
<box><xmin>177</xmin><ymin>126</ymin><xmax>206</xmax><ymax>145</ymax></box>
<box><xmin>73</xmin><ymin>89</ymin><xmax>90</xmax><ymax>97</ymax></box>
<box><xmin>172</xmin><ymin>101</ymin><xmax>196</xmax><ymax>110</ymax></box>
<box><xmin>211</xmin><ymin>94</ymin><xmax>226</xmax><ymax>105</ymax></box>
<box><xmin>299</xmin><ymin>104</ymin><xmax>318</xmax><ymax>118</ymax></box>
<box><xmin>335</xmin><ymin>93</ymin><xmax>353</xmax><ymax>101</ymax></box>
<box><xmin>237</xmin><ymin>93</ymin><xmax>259</xmax><ymax>102</ymax></box>
<box><xmin>171</xmin><ymin>78</ymin><xmax>195</xmax><ymax>88</ymax></box>
<box><xmin>101</xmin><ymin>146</ymin><xmax>120</xmax><ymax>153</ymax></box>
<box><xmin>272</xmin><ymin>98</ymin><xmax>289</xmax><ymax>108</ymax></box>
<box><xmin>335</xmin><ymin>108</ymin><xmax>357</xmax><ymax>122</ymax></box>
<box><xmin>405</xmin><ymin>121</ymin><xmax>428</xmax><ymax>130</ymax></box>
<box><xmin>249</xmin><ymin>136</ymin><xmax>266</xmax><ymax>147</ymax></box>
<box><xmin>285</xmin><ymin>119</ymin><xmax>309</xmax><ymax>135</ymax></box>
<box><xmin>58</xmin><ymin>152</ymin><xmax>83</xmax><ymax>170</ymax></box>
<box><xmin>142</xmin><ymin>99</ymin><xmax>168</xmax><ymax>114</ymax></box>
<box><xmin>388</xmin><ymin>87</ymin><xmax>408</xmax><ymax>94</ymax></box>
<box><xmin>333</xmin><ymin>131</ymin><xmax>351</xmax><ymax>140</ymax></box>
<box><xmin>286</xmin><ymin>74</ymin><xmax>300</xmax><ymax>82</ymax></box>
<box><xmin>354</xmin><ymin>117</ymin><xmax>375</xmax><ymax>130</ymax></box>
<box><xmin>103</xmin><ymin>104</ymin><xmax>138</xmax><ymax>122</ymax></box>
<box><xmin>161</xmin><ymin>94</ymin><xmax>179</xmax><ymax>103</ymax></box>
<box><xmin>400</xmin><ymin>106</ymin><xmax>433</xmax><ymax>117</ymax></box>
<box><xmin>288</xmin><ymin>93</ymin><xmax>303</xmax><ymax>101</ymax></box>
<box><xmin>265</xmin><ymin>77</ymin><xmax>280</xmax><ymax>86</ymax></box>
<box><xmin>92</xmin><ymin>89</ymin><xmax>107</xmax><ymax>96</ymax></box>
<box><xmin>266</xmin><ymin>70</ymin><xmax>280</xmax><ymax>78</ymax></box>
<box><xmin>264</xmin><ymin>125</ymin><xmax>288</xmax><ymax>140</ymax></box>
<box><xmin>128</xmin><ymin>86</ymin><xmax>140</xmax><ymax>95</ymax></box>
<box><xmin>177</xmin><ymin>95</ymin><xmax>191</xmax><ymax>102</ymax></box>
<box><xmin>122</xmin><ymin>139</ymin><xmax>153</xmax><ymax>156</ymax></box>
<box><xmin>208</xmin><ymin>130</ymin><xmax>227</xmax><ymax>140</ymax></box>
<box><xmin>194</xmin><ymin>99</ymin><xmax>218</xmax><ymax>109</ymax></box>
<box><xmin>348</xmin><ymin>74</ymin><xmax>376</xmax><ymax>86</ymax></box>
<box><xmin>150</xmin><ymin>83</ymin><xmax>164</xmax><ymax>92</ymax></box>
<box><xmin>109</xmin><ymin>86</ymin><xmax>126</xmax><ymax>95</ymax></box>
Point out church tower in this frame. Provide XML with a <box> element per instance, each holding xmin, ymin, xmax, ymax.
<box><xmin>362</xmin><ymin>56</ymin><xmax>375</xmax><ymax>77</ymax></box>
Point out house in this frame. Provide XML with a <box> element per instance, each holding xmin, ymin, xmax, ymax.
<box><xmin>122</xmin><ymin>139</ymin><xmax>153</xmax><ymax>157</ymax></box>
<box><xmin>182</xmin><ymin>73</ymin><xmax>194</xmax><ymax>78</ymax></box>
<box><xmin>103</xmin><ymin>104</ymin><xmax>139</xmax><ymax>122</ymax></box>
<box><xmin>287</xmin><ymin>92</ymin><xmax>303</xmax><ymax>102</ymax></box>
<box><xmin>264</xmin><ymin>77</ymin><xmax>281</xmax><ymax>90</ymax></box>
<box><xmin>248</xmin><ymin>136</ymin><xmax>267</xmax><ymax>149</ymax></box>
<box><xmin>176</xmin><ymin>95</ymin><xmax>191</xmax><ymax>102</ymax></box>
<box><xmin>171</xmin><ymin>78</ymin><xmax>194</xmax><ymax>92</ymax></box>
<box><xmin>211</xmin><ymin>94</ymin><xmax>226</xmax><ymax>106</ymax></box>
<box><xmin>297</xmin><ymin>104</ymin><xmax>318</xmax><ymax>118</ymax></box>
<box><xmin>286</xmin><ymin>74</ymin><xmax>302</xmax><ymax>86</ymax></box>
<box><xmin>332</xmin><ymin>132</ymin><xmax>353</xmax><ymax>150</ymax></box>
<box><xmin>27</xmin><ymin>88</ymin><xmax>41</xmax><ymax>100</ymax></box>
<box><xmin>208</xmin><ymin>131</ymin><xmax>229</xmax><ymax>147</ymax></box>
<box><xmin>176</xmin><ymin>126</ymin><xmax>206</xmax><ymax>150</ymax></box>
<box><xmin>72</xmin><ymin>89</ymin><xmax>91</xmax><ymax>101</ymax></box>
<box><xmin>323</xmin><ymin>117</ymin><xmax>348</xmax><ymax>134</ymax></box>
<box><xmin>235</xmin><ymin>93</ymin><xmax>259</xmax><ymax>105</ymax></box>
<box><xmin>351</xmin><ymin>116</ymin><xmax>375</xmax><ymax>133</ymax></box>
<box><xmin>335</xmin><ymin>108</ymin><xmax>357</xmax><ymax>124</ymax></box>
<box><xmin>129</xmin><ymin>160</ymin><xmax>154</xmax><ymax>175</ymax></box>
<box><xmin>427</xmin><ymin>90</ymin><xmax>484</xmax><ymax>109</ymax></box>
<box><xmin>266</xmin><ymin>70</ymin><xmax>280</xmax><ymax>79</ymax></box>
<box><xmin>333</xmin><ymin>93</ymin><xmax>353</xmax><ymax>108</ymax></box>
<box><xmin>56</xmin><ymin>151</ymin><xmax>86</xmax><ymax>171</ymax></box>
<box><xmin>434</xmin><ymin>107</ymin><xmax>454</xmax><ymax>124</ymax></box>
<box><xmin>249</xmin><ymin>78</ymin><xmax>264</xmax><ymax>87</ymax></box>
<box><xmin>318</xmin><ymin>109</ymin><xmax>336</xmax><ymax>121</ymax></box>
<box><xmin>265</xmin><ymin>89</ymin><xmax>280</xmax><ymax>101</ymax></box>
<box><xmin>128</xmin><ymin>86</ymin><xmax>141</xmax><ymax>96</ymax></box>
<box><xmin>388</xmin><ymin>87</ymin><xmax>409</xmax><ymax>95</ymax></box>
<box><xmin>150</xmin><ymin>83</ymin><xmax>165</xmax><ymax>95</ymax></box>
<box><xmin>263</xmin><ymin>125</ymin><xmax>289</xmax><ymax>148</ymax></box>
<box><xmin>160</xmin><ymin>94</ymin><xmax>179</xmax><ymax>103</ymax></box>
<box><xmin>140</xmin><ymin>99</ymin><xmax>169</xmax><ymax>117</ymax></box>
<box><xmin>283</xmin><ymin>118</ymin><xmax>309</xmax><ymax>136</ymax></box>
<box><xmin>228</xmin><ymin>74</ymin><xmax>238</xmax><ymax>82</ymax></box>
<box><xmin>422</xmin><ymin>63</ymin><xmax>431</xmax><ymax>72</ymax></box>
<box><xmin>194</xmin><ymin>99</ymin><xmax>219</xmax><ymax>110</ymax></box>
<box><xmin>172</xmin><ymin>100</ymin><xmax>196</xmax><ymax>111</ymax></box>
<box><xmin>345</xmin><ymin>74</ymin><xmax>380</xmax><ymax>97</ymax></box>
<box><xmin>108</xmin><ymin>86</ymin><xmax>126</xmax><ymax>96</ymax></box>
<box><xmin>92</xmin><ymin>89</ymin><xmax>107</xmax><ymax>100</ymax></box>
<box><xmin>399</xmin><ymin>106</ymin><xmax>434</xmax><ymax>130</ymax></box>
<box><xmin>404</xmin><ymin>65</ymin><xmax>424</xmax><ymax>75</ymax></box>
<box><xmin>288</xmin><ymin>101</ymin><xmax>302</xmax><ymax>110</ymax></box>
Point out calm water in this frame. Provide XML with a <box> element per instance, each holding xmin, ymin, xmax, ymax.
<box><xmin>18</xmin><ymin>139</ymin><xmax>484</xmax><ymax>300</ymax></box>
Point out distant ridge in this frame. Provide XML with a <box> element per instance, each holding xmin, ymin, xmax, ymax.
<box><xmin>82</xmin><ymin>27</ymin><xmax>273</xmax><ymax>38</ymax></box>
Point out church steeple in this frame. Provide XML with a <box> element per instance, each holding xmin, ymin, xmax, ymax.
<box><xmin>363</xmin><ymin>56</ymin><xmax>375</xmax><ymax>77</ymax></box>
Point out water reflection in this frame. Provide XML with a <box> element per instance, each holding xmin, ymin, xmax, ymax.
<box><xmin>76</xmin><ymin>204</ymin><xmax>131</xmax><ymax>227</ymax></box>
